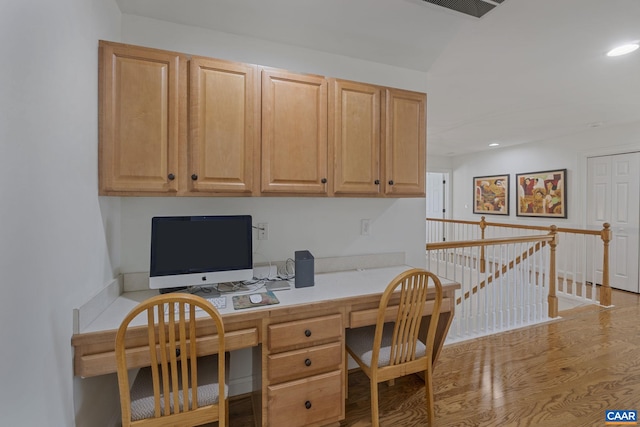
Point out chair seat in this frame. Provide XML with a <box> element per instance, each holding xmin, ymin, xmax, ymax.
<box><xmin>130</xmin><ymin>355</ymin><xmax>229</xmax><ymax>421</ymax></box>
<box><xmin>346</xmin><ymin>323</ymin><xmax>427</xmax><ymax>368</ymax></box>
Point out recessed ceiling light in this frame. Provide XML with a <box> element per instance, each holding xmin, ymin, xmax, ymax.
<box><xmin>489</xmin><ymin>143</ymin><xmax>500</xmax><ymax>147</ymax></box>
<box><xmin>607</xmin><ymin>43</ymin><xmax>639</xmax><ymax>57</ymax></box>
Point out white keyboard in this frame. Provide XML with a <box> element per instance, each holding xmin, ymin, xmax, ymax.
<box><xmin>165</xmin><ymin>296</ymin><xmax>226</xmax><ymax>314</ymax></box>
<box><xmin>203</xmin><ymin>296</ymin><xmax>227</xmax><ymax>309</ymax></box>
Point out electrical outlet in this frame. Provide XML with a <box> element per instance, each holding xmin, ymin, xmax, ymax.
<box><xmin>257</xmin><ymin>223</ymin><xmax>268</xmax><ymax>240</ymax></box>
<box><xmin>361</xmin><ymin>219</ymin><xmax>371</xmax><ymax>236</ymax></box>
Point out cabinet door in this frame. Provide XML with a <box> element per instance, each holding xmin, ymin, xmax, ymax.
<box><xmin>98</xmin><ymin>41</ymin><xmax>184</xmax><ymax>194</ymax></box>
<box><xmin>329</xmin><ymin>79</ymin><xmax>381</xmax><ymax>195</ymax></box>
<box><xmin>261</xmin><ymin>68</ymin><xmax>328</xmax><ymax>194</ymax></box>
<box><xmin>188</xmin><ymin>57</ymin><xmax>259</xmax><ymax>194</ymax></box>
<box><xmin>383</xmin><ymin>88</ymin><xmax>426</xmax><ymax>196</ymax></box>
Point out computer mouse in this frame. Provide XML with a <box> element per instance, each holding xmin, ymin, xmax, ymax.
<box><xmin>249</xmin><ymin>294</ymin><xmax>262</xmax><ymax>304</ymax></box>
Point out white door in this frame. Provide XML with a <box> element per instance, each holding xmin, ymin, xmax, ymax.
<box><xmin>426</xmin><ymin>172</ymin><xmax>445</xmax><ymax>219</ymax></box>
<box><xmin>587</xmin><ymin>153</ymin><xmax>640</xmax><ymax>293</ymax></box>
<box><xmin>426</xmin><ymin>172</ymin><xmax>448</xmax><ymax>241</ymax></box>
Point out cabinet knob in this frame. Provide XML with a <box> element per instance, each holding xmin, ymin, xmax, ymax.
<box><xmin>191</xmin><ymin>174</ymin><xmax>198</xmax><ymax>181</ymax></box>
<box><xmin>305</xmin><ymin>401</ymin><xmax>312</xmax><ymax>410</ymax></box>
<box><xmin>374</xmin><ymin>179</ymin><xmax>380</xmax><ymax>185</ymax></box>
<box><xmin>305</xmin><ymin>358</ymin><xmax>312</xmax><ymax>367</ymax></box>
<box><xmin>304</xmin><ymin>329</ymin><xmax>312</xmax><ymax>337</ymax></box>
<box><xmin>321</xmin><ymin>178</ymin><xmax>327</xmax><ymax>184</ymax></box>
<box><xmin>167</xmin><ymin>173</ymin><xmax>175</xmax><ymax>181</ymax></box>
<box><xmin>388</xmin><ymin>180</ymin><xmax>394</xmax><ymax>185</ymax></box>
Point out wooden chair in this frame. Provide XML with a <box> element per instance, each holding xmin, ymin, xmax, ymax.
<box><xmin>115</xmin><ymin>293</ymin><xmax>227</xmax><ymax>427</ymax></box>
<box><xmin>345</xmin><ymin>268</ymin><xmax>443</xmax><ymax>426</ymax></box>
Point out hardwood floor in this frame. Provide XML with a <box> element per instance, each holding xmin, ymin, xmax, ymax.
<box><xmin>227</xmin><ymin>289</ymin><xmax>640</xmax><ymax>426</ymax></box>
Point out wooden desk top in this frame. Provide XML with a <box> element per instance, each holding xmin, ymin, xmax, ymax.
<box><xmin>78</xmin><ymin>265</ymin><xmax>459</xmax><ymax>334</ymax></box>
<box><xmin>71</xmin><ymin>266</ymin><xmax>460</xmax><ymax>378</ymax></box>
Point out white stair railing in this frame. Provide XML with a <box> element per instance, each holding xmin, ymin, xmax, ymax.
<box><xmin>427</xmin><ymin>217</ymin><xmax>612</xmax><ymax>308</ymax></box>
<box><xmin>427</xmin><ymin>233</ymin><xmax>558</xmax><ymax>344</ymax></box>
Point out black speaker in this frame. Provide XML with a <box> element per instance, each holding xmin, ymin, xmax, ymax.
<box><xmin>294</xmin><ymin>250</ymin><xmax>314</xmax><ymax>288</ymax></box>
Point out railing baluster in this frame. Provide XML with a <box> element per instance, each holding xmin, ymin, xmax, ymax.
<box><xmin>476</xmin><ymin>245</ymin><xmax>482</xmax><ymax>333</ymax></box>
<box><xmin>559</xmin><ymin>231</ymin><xmax>564</xmax><ymax>294</ymax></box>
<box><xmin>518</xmin><ymin>241</ymin><xmax>525</xmax><ymax>326</ymax></box>
<box><xmin>581</xmin><ymin>236</ymin><xmax>599</xmax><ymax>300</ymax></box>
<box><xmin>600</xmin><ymin>223</ymin><xmax>612</xmax><ymax>306</ymax></box>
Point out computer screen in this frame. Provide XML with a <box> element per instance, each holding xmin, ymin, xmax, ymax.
<box><xmin>149</xmin><ymin>215</ymin><xmax>253</xmax><ymax>292</ymax></box>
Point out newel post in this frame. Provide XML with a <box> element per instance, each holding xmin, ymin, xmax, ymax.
<box><xmin>548</xmin><ymin>225</ymin><xmax>558</xmax><ymax>318</ymax></box>
<box><xmin>600</xmin><ymin>223</ymin><xmax>612</xmax><ymax>307</ymax></box>
<box><xmin>480</xmin><ymin>216</ymin><xmax>487</xmax><ymax>273</ymax></box>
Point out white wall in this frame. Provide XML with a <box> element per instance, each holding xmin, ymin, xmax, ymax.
<box><xmin>121</xmin><ymin>15</ymin><xmax>427</xmax><ymax>92</ymax></box>
<box><xmin>427</xmin><ymin>154</ymin><xmax>452</xmax><ymax>172</ymax></box>
<box><xmin>120</xmin><ymin>197</ymin><xmax>425</xmax><ymax>272</ymax></box>
<box><xmin>448</xmin><ymin>121</ymin><xmax>640</xmax><ymax>225</ymax></box>
<box><xmin>0</xmin><ymin>0</ymin><xmax>122</xmax><ymax>426</ymax></box>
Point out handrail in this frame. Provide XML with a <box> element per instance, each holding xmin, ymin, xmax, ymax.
<box><xmin>426</xmin><ymin>216</ymin><xmax>603</xmax><ymax>235</ymax></box>
<box><xmin>427</xmin><ymin>234</ymin><xmax>554</xmax><ymax>250</ymax></box>
<box><xmin>467</xmin><ymin>241</ymin><xmax>545</xmax><ymax>305</ymax></box>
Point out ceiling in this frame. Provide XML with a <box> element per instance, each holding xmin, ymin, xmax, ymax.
<box><xmin>116</xmin><ymin>0</ymin><xmax>640</xmax><ymax>157</ymax></box>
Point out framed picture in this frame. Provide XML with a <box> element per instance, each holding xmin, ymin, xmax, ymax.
<box><xmin>516</xmin><ymin>169</ymin><xmax>567</xmax><ymax>218</ymax></box>
<box><xmin>473</xmin><ymin>174</ymin><xmax>509</xmax><ymax>215</ymax></box>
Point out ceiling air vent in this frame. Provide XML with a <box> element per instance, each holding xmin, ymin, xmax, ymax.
<box><xmin>421</xmin><ymin>0</ymin><xmax>505</xmax><ymax>18</ymax></box>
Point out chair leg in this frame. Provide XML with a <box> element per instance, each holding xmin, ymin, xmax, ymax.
<box><xmin>424</xmin><ymin>364</ymin><xmax>435</xmax><ymax>425</ymax></box>
<box><xmin>370</xmin><ymin>380</ymin><xmax>380</xmax><ymax>427</ymax></box>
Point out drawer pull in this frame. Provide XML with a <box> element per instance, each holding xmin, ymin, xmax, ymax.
<box><xmin>304</xmin><ymin>358</ymin><xmax>312</xmax><ymax>367</ymax></box>
<box><xmin>304</xmin><ymin>329</ymin><xmax>312</xmax><ymax>337</ymax></box>
<box><xmin>305</xmin><ymin>400</ymin><xmax>312</xmax><ymax>409</ymax></box>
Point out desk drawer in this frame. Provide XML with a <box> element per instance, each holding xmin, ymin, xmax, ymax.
<box><xmin>267</xmin><ymin>341</ymin><xmax>342</xmax><ymax>383</ymax></box>
<box><xmin>349</xmin><ymin>298</ymin><xmax>451</xmax><ymax>328</ymax></box>
<box><xmin>268</xmin><ymin>314</ymin><xmax>342</xmax><ymax>352</ymax></box>
<box><xmin>267</xmin><ymin>370</ymin><xmax>342</xmax><ymax>427</ymax></box>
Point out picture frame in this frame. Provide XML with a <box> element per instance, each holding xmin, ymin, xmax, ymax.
<box><xmin>516</xmin><ymin>169</ymin><xmax>567</xmax><ymax>218</ymax></box>
<box><xmin>473</xmin><ymin>174</ymin><xmax>509</xmax><ymax>215</ymax></box>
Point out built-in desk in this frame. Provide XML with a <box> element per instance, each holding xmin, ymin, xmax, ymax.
<box><xmin>72</xmin><ymin>265</ymin><xmax>460</xmax><ymax>427</ymax></box>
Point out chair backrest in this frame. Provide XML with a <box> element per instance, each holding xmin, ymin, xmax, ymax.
<box><xmin>115</xmin><ymin>293</ymin><xmax>226</xmax><ymax>426</ymax></box>
<box><xmin>371</xmin><ymin>268</ymin><xmax>443</xmax><ymax>369</ymax></box>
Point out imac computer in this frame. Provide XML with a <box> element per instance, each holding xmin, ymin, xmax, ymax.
<box><xmin>149</xmin><ymin>215</ymin><xmax>253</xmax><ymax>293</ymax></box>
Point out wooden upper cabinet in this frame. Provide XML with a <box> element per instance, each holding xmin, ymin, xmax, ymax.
<box><xmin>261</xmin><ymin>68</ymin><xmax>328</xmax><ymax>195</ymax></box>
<box><xmin>98</xmin><ymin>41</ymin><xmax>185</xmax><ymax>195</ymax></box>
<box><xmin>383</xmin><ymin>88</ymin><xmax>426</xmax><ymax>197</ymax></box>
<box><xmin>97</xmin><ymin>40</ymin><xmax>426</xmax><ymax>198</ymax></box>
<box><xmin>188</xmin><ymin>57</ymin><xmax>259</xmax><ymax>195</ymax></box>
<box><xmin>329</xmin><ymin>79</ymin><xmax>381</xmax><ymax>196</ymax></box>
